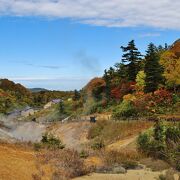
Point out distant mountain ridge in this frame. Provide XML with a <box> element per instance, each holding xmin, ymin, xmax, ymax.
<box><xmin>29</xmin><ymin>88</ymin><xmax>49</xmax><ymax>93</ymax></box>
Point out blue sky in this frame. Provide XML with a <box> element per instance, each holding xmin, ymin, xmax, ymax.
<box><xmin>0</xmin><ymin>0</ymin><xmax>179</xmax><ymax>90</ymax></box>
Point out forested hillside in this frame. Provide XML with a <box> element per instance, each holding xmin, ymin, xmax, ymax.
<box><xmin>0</xmin><ymin>79</ymin><xmax>73</xmax><ymax>114</ymax></box>
<box><xmin>76</xmin><ymin>39</ymin><xmax>180</xmax><ymax>118</ymax></box>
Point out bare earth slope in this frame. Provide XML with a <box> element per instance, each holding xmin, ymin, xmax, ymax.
<box><xmin>49</xmin><ymin>121</ymin><xmax>91</xmax><ymax>151</ymax></box>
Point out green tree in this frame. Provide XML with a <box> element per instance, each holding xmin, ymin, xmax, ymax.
<box><xmin>103</xmin><ymin>69</ymin><xmax>111</xmax><ymax>101</ymax></box>
<box><xmin>72</xmin><ymin>89</ymin><xmax>81</xmax><ymax>101</ymax></box>
<box><xmin>59</xmin><ymin>101</ymin><xmax>65</xmax><ymax>114</ymax></box>
<box><xmin>144</xmin><ymin>43</ymin><xmax>163</xmax><ymax>93</ymax></box>
<box><xmin>114</xmin><ymin>63</ymin><xmax>128</xmax><ymax>79</ymax></box>
<box><xmin>121</xmin><ymin>40</ymin><xmax>142</xmax><ymax>81</ymax></box>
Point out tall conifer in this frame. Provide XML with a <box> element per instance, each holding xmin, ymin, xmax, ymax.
<box><xmin>121</xmin><ymin>40</ymin><xmax>142</xmax><ymax>81</ymax></box>
<box><xmin>144</xmin><ymin>43</ymin><xmax>163</xmax><ymax>93</ymax></box>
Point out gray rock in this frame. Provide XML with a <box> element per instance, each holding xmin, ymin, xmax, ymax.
<box><xmin>134</xmin><ymin>164</ymin><xmax>144</xmax><ymax>170</ymax></box>
<box><xmin>95</xmin><ymin>166</ymin><xmax>112</xmax><ymax>173</ymax></box>
<box><xmin>112</xmin><ymin>166</ymin><xmax>127</xmax><ymax>174</ymax></box>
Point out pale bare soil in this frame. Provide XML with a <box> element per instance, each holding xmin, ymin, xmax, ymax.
<box><xmin>49</xmin><ymin>121</ymin><xmax>91</xmax><ymax>151</ymax></box>
<box><xmin>73</xmin><ymin>170</ymin><xmax>167</xmax><ymax>180</ymax></box>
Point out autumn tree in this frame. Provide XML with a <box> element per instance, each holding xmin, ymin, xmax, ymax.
<box><xmin>135</xmin><ymin>71</ymin><xmax>146</xmax><ymax>92</ymax></box>
<box><xmin>144</xmin><ymin>43</ymin><xmax>163</xmax><ymax>93</ymax></box>
<box><xmin>121</xmin><ymin>40</ymin><xmax>142</xmax><ymax>81</ymax></box>
<box><xmin>160</xmin><ymin>51</ymin><xmax>180</xmax><ymax>91</ymax></box>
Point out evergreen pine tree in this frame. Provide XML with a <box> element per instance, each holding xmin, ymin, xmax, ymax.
<box><xmin>103</xmin><ymin>69</ymin><xmax>111</xmax><ymax>101</ymax></box>
<box><xmin>59</xmin><ymin>101</ymin><xmax>64</xmax><ymax>114</ymax></box>
<box><xmin>144</xmin><ymin>43</ymin><xmax>163</xmax><ymax>93</ymax></box>
<box><xmin>72</xmin><ymin>89</ymin><xmax>80</xmax><ymax>101</ymax></box>
<box><xmin>121</xmin><ymin>40</ymin><xmax>142</xmax><ymax>81</ymax></box>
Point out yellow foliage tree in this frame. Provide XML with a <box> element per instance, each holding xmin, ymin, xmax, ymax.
<box><xmin>135</xmin><ymin>70</ymin><xmax>146</xmax><ymax>92</ymax></box>
<box><xmin>160</xmin><ymin>51</ymin><xmax>180</xmax><ymax>90</ymax></box>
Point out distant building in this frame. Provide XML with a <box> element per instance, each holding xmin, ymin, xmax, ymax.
<box><xmin>44</xmin><ymin>99</ymin><xmax>62</xmax><ymax>109</ymax></box>
<box><xmin>52</xmin><ymin>99</ymin><xmax>62</xmax><ymax>104</ymax></box>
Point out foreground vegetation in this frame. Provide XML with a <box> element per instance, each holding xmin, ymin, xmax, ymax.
<box><xmin>138</xmin><ymin>121</ymin><xmax>180</xmax><ymax>171</ymax></box>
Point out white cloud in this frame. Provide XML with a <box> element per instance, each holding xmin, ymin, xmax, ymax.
<box><xmin>7</xmin><ymin>76</ymin><xmax>92</xmax><ymax>81</ymax></box>
<box><xmin>0</xmin><ymin>0</ymin><xmax>180</xmax><ymax>29</ymax></box>
<box><xmin>139</xmin><ymin>33</ymin><xmax>161</xmax><ymax>38</ymax></box>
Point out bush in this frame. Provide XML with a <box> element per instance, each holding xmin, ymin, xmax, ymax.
<box><xmin>137</xmin><ymin>132</ymin><xmax>152</xmax><ymax>154</ymax></box>
<box><xmin>79</xmin><ymin>150</ymin><xmax>89</xmax><ymax>159</ymax></box>
<box><xmin>112</xmin><ymin>100</ymin><xmax>137</xmax><ymax>119</ymax></box>
<box><xmin>36</xmin><ymin>149</ymin><xmax>91</xmax><ymax>179</ymax></box>
<box><xmin>41</xmin><ymin>133</ymin><xmax>65</xmax><ymax>149</ymax></box>
<box><xmin>33</xmin><ymin>143</ymin><xmax>42</xmax><ymax>151</ymax></box>
<box><xmin>137</xmin><ymin>121</ymin><xmax>180</xmax><ymax>170</ymax></box>
<box><xmin>88</xmin><ymin>120</ymin><xmax>108</xmax><ymax>139</ymax></box>
<box><xmin>91</xmin><ymin>138</ymin><xmax>105</xmax><ymax>150</ymax></box>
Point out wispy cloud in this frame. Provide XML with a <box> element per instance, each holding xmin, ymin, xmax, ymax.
<box><xmin>0</xmin><ymin>0</ymin><xmax>179</xmax><ymax>29</ymax></box>
<box><xmin>28</xmin><ymin>64</ymin><xmax>62</xmax><ymax>70</ymax></box>
<box><xmin>139</xmin><ymin>33</ymin><xmax>161</xmax><ymax>38</ymax></box>
<box><xmin>11</xmin><ymin>61</ymin><xmax>63</xmax><ymax>70</ymax></box>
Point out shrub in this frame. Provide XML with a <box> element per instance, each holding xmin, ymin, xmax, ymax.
<box><xmin>133</xmin><ymin>90</ymin><xmax>175</xmax><ymax>115</ymax></box>
<box><xmin>137</xmin><ymin>121</ymin><xmax>180</xmax><ymax>170</ymax></box>
<box><xmin>36</xmin><ymin>149</ymin><xmax>91</xmax><ymax>179</ymax></box>
<box><xmin>88</xmin><ymin>120</ymin><xmax>108</xmax><ymax>139</ymax></box>
<box><xmin>91</xmin><ymin>138</ymin><xmax>105</xmax><ymax>150</ymax></box>
<box><xmin>41</xmin><ymin>133</ymin><xmax>65</xmax><ymax>149</ymax></box>
<box><xmin>79</xmin><ymin>150</ymin><xmax>89</xmax><ymax>159</ymax></box>
<box><xmin>137</xmin><ymin>132</ymin><xmax>152</xmax><ymax>154</ymax></box>
<box><xmin>165</xmin><ymin>125</ymin><xmax>180</xmax><ymax>143</ymax></box>
<box><xmin>158</xmin><ymin>174</ymin><xmax>166</xmax><ymax>180</ymax></box>
<box><xmin>112</xmin><ymin>100</ymin><xmax>137</xmax><ymax>119</ymax></box>
<box><xmin>33</xmin><ymin>143</ymin><xmax>42</xmax><ymax>151</ymax></box>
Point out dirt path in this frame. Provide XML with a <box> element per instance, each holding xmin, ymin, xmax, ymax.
<box><xmin>73</xmin><ymin>170</ymin><xmax>169</xmax><ymax>180</ymax></box>
<box><xmin>107</xmin><ymin>136</ymin><xmax>138</xmax><ymax>151</ymax></box>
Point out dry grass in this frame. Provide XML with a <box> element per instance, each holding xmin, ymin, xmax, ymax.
<box><xmin>88</xmin><ymin>120</ymin><xmax>153</xmax><ymax>144</ymax></box>
<box><xmin>0</xmin><ymin>142</ymin><xmax>38</xmax><ymax>180</ymax></box>
<box><xmin>98</xmin><ymin>149</ymin><xmax>142</xmax><ymax>167</ymax></box>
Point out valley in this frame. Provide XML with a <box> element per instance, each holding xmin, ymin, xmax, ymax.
<box><xmin>0</xmin><ymin>39</ymin><xmax>179</xmax><ymax>180</ymax></box>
